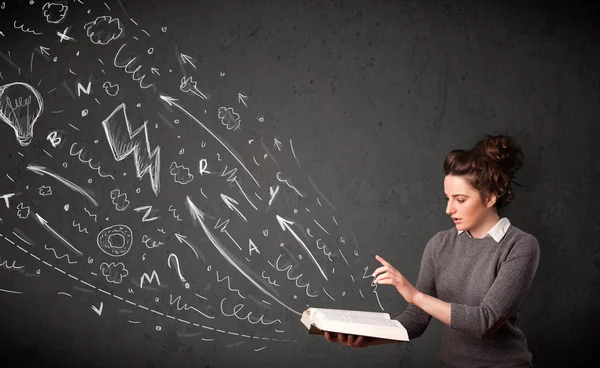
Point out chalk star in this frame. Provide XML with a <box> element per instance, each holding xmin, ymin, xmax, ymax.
<box><xmin>57</xmin><ymin>27</ymin><xmax>75</xmax><ymax>43</ymax></box>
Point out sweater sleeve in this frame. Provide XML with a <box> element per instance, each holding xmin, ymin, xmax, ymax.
<box><xmin>392</xmin><ymin>232</ymin><xmax>440</xmax><ymax>339</ymax></box>
<box><xmin>450</xmin><ymin>234</ymin><xmax>540</xmax><ymax>339</ymax></box>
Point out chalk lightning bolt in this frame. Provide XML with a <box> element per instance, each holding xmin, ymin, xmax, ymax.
<box><xmin>102</xmin><ymin>103</ymin><xmax>161</xmax><ymax>195</ymax></box>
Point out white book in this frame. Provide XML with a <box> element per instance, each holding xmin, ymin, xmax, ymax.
<box><xmin>300</xmin><ymin>307</ymin><xmax>409</xmax><ymax>341</ymax></box>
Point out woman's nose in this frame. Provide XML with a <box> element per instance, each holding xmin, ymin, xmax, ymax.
<box><xmin>446</xmin><ymin>202</ymin><xmax>453</xmax><ymax>216</ymax></box>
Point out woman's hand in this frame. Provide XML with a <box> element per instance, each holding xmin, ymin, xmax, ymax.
<box><xmin>323</xmin><ymin>331</ymin><xmax>372</xmax><ymax>348</ymax></box>
<box><xmin>373</xmin><ymin>255</ymin><xmax>420</xmax><ymax>304</ymax></box>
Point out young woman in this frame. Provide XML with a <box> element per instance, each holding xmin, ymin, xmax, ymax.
<box><xmin>324</xmin><ymin>135</ymin><xmax>540</xmax><ymax>367</ymax></box>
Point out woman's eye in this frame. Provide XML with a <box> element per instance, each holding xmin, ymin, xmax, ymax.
<box><xmin>457</xmin><ymin>200</ymin><xmax>464</xmax><ymax>203</ymax></box>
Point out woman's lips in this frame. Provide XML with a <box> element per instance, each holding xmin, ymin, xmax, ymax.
<box><xmin>453</xmin><ymin>219</ymin><xmax>461</xmax><ymax>223</ymax></box>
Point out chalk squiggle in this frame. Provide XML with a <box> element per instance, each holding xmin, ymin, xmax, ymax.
<box><xmin>0</xmin><ymin>257</ymin><xmax>25</xmax><ymax>270</ymax></box>
<box><xmin>14</xmin><ymin>21</ymin><xmax>42</xmax><ymax>35</ymax></box>
<box><xmin>72</xmin><ymin>220</ymin><xmax>88</xmax><ymax>233</ymax></box>
<box><xmin>168</xmin><ymin>205</ymin><xmax>183</xmax><ymax>221</ymax></box>
<box><xmin>220</xmin><ymin>297</ymin><xmax>282</xmax><ymax>326</ymax></box>
<box><xmin>113</xmin><ymin>43</ymin><xmax>154</xmax><ymax>89</ymax></box>
<box><xmin>274</xmin><ymin>255</ymin><xmax>318</xmax><ymax>297</ymax></box>
<box><xmin>44</xmin><ymin>244</ymin><xmax>77</xmax><ymax>264</ymax></box>
<box><xmin>83</xmin><ymin>207</ymin><xmax>98</xmax><ymax>222</ymax></box>
<box><xmin>260</xmin><ymin>271</ymin><xmax>280</xmax><ymax>287</ymax></box>
<box><xmin>69</xmin><ymin>143</ymin><xmax>115</xmax><ymax>180</ymax></box>
<box><xmin>362</xmin><ymin>266</ymin><xmax>384</xmax><ymax>311</ymax></box>
<box><xmin>169</xmin><ymin>294</ymin><xmax>215</xmax><ymax>319</ymax></box>
<box><xmin>216</xmin><ymin>270</ymin><xmax>246</xmax><ymax>299</ymax></box>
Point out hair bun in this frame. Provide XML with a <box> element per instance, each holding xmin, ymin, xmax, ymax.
<box><xmin>444</xmin><ymin>134</ymin><xmax>524</xmax><ymax>210</ymax></box>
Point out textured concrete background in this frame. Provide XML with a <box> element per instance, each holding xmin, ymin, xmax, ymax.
<box><xmin>0</xmin><ymin>0</ymin><xmax>598</xmax><ymax>366</ymax></box>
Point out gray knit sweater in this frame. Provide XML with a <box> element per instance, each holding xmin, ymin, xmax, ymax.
<box><xmin>393</xmin><ymin>221</ymin><xmax>540</xmax><ymax>367</ymax></box>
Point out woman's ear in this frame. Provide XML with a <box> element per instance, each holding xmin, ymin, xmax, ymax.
<box><xmin>485</xmin><ymin>193</ymin><xmax>498</xmax><ymax>208</ymax></box>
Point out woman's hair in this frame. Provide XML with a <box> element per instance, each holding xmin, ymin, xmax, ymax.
<box><xmin>443</xmin><ymin>134</ymin><xmax>524</xmax><ymax>210</ymax></box>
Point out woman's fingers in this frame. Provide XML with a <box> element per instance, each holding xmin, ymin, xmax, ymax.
<box><xmin>372</xmin><ymin>265</ymin><xmax>387</xmax><ymax>277</ymax></box>
<box><xmin>324</xmin><ymin>331</ymin><xmax>336</xmax><ymax>342</ymax></box>
<box><xmin>375</xmin><ymin>255</ymin><xmax>391</xmax><ymax>266</ymax></box>
<box><xmin>353</xmin><ymin>335</ymin><xmax>365</xmax><ymax>346</ymax></box>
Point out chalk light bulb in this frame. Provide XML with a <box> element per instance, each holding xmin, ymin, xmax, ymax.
<box><xmin>0</xmin><ymin>82</ymin><xmax>44</xmax><ymax>146</ymax></box>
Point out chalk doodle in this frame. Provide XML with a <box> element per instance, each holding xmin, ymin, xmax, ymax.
<box><xmin>141</xmin><ymin>234</ymin><xmax>163</xmax><ymax>249</ymax></box>
<box><xmin>113</xmin><ymin>43</ymin><xmax>154</xmax><ymax>89</ymax></box>
<box><xmin>44</xmin><ymin>244</ymin><xmax>77</xmax><ymax>264</ymax></box>
<box><xmin>72</xmin><ymin>220</ymin><xmax>88</xmax><ymax>234</ymax></box>
<box><xmin>100</xmin><ymin>262</ymin><xmax>129</xmax><ymax>284</ymax></box>
<box><xmin>35</xmin><ymin>214</ymin><xmax>83</xmax><ymax>257</ymax></box>
<box><xmin>16</xmin><ymin>203</ymin><xmax>30</xmax><ymax>219</ymax></box>
<box><xmin>110</xmin><ymin>188</ymin><xmax>130</xmax><ymax>211</ymax></box>
<box><xmin>84</xmin><ymin>16</ymin><xmax>123</xmax><ymax>45</ymax></box>
<box><xmin>97</xmin><ymin>224</ymin><xmax>133</xmax><ymax>257</ymax></box>
<box><xmin>46</xmin><ymin>131</ymin><xmax>62</xmax><ymax>147</ymax></box>
<box><xmin>69</xmin><ymin>143</ymin><xmax>115</xmax><ymax>180</ymax></box>
<box><xmin>179</xmin><ymin>76</ymin><xmax>209</xmax><ymax>100</ymax></box>
<box><xmin>218</xmin><ymin>107</ymin><xmax>241</xmax><ymax>130</ymax></box>
<box><xmin>27</xmin><ymin>164</ymin><xmax>99</xmax><ymax>206</ymax></box>
<box><xmin>42</xmin><ymin>2</ymin><xmax>68</xmax><ymax>24</ymax></box>
<box><xmin>169</xmin><ymin>162</ymin><xmax>194</xmax><ymax>184</ymax></box>
<box><xmin>13</xmin><ymin>21</ymin><xmax>42</xmax><ymax>35</ymax></box>
<box><xmin>167</xmin><ymin>253</ymin><xmax>189</xmax><ymax>289</ymax></box>
<box><xmin>133</xmin><ymin>205</ymin><xmax>159</xmax><ymax>222</ymax></box>
<box><xmin>0</xmin><ymin>82</ymin><xmax>44</xmax><ymax>146</ymax></box>
<box><xmin>83</xmin><ymin>207</ymin><xmax>98</xmax><ymax>222</ymax></box>
<box><xmin>168</xmin><ymin>205</ymin><xmax>183</xmax><ymax>221</ymax></box>
<box><xmin>102</xmin><ymin>81</ymin><xmax>119</xmax><ymax>96</ymax></box>
<box><xmin>38</xmin><ymin>184</ymin><xmax>53</xmax><ymax>196</ymax></box>
<box><xmin>102</xmin><ymin>103</ymin><xmax>161</xmax><ymax>195</ymax></box>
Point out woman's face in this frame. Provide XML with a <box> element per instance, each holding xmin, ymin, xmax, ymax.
<box><xmin>444</xmin><ymin>175</ymin><xmax>495</xmax><ymax>232</ymax></box>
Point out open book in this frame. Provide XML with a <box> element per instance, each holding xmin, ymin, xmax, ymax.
<box><xmin>300</xmin><ymin>307</ymin><xmax>409</xmax><ymax>341</ymax></box>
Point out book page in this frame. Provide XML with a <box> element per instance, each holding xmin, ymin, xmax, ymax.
<box><xmin>315</xmin><ymin>311</ymin><xmax>401</xmax><ymax>327</ymax></box>
<box><xmin>310</xmin><ymin>308</ymin><xmax>390</xmax><ymax>320</ymax></box>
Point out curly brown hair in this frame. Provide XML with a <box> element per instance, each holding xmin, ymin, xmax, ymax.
<box><xmin>443</xmin><ymin>135</ymin><xmax>524</xmax><ymax>210</ymax></box>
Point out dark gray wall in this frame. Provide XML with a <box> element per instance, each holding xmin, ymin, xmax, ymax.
<box><xmin>0</xmin><ymin>0</ymin><xmax>598</xmax><ymax>367</ymax></box>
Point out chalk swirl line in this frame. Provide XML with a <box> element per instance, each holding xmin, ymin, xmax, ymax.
<box><xmin>69</xmin><ymin>143</ymin><xmax>115</xmax><ymax>180</ymax></box>
<box><xmin>44</xmin><ymin>244</ymin><xmax>77</xmax><ymax>264</ymax></box>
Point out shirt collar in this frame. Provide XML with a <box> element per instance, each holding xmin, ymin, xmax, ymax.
<box><xmin>458</xmin><ymin>217</ymin><xmax>511</xmax><ymax>243</ymax></box>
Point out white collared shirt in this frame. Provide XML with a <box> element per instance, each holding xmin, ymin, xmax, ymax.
<box><xmin>458</xmin><ymin>217</ymin><xmax>511</xmax><ymax>243</ymax></box>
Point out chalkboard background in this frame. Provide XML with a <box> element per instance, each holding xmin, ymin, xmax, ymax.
<box><xmin>0</xmin><ymin>0</ymin><xmax>598</xmax><ymax>367</ymax></box>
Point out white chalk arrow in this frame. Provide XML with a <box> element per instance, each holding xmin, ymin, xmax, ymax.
<box><xmin>174</xmin><ymin>233</ymin><xmax>203</xmax><ymax>262</ymax></box>
<box><xmin>238</xmin><ymin>93</ymin><xmax>248</xmax><ymax>107</ymax></box>
<box><xmin>39</xmin><ymin>46</ymin><xmax>50</xmax><ymax>56</ymax></box>
<box><xmin>159</xmin><ymin>94</ymin><xmax>179</xmax><ymax>106</ymax></box>
<box><xmin>276</xmin><ymin>215</ymin><xmax>328</xmax><ymax>280</ymax></box>
<box><xmin>180</xmin><ymin>53</ymin><xmax>196</xmax><ymax>69</ymax></box>
<box><xmin>273</xmin><ymin>138</ymin><xmax>282</xmax><ymax>151</ymax></box>
<box><xmin>220</xmin><ymin>194</ymin><xmax>248</xmax><ymax>223</ymax></box>
<box><xmin>35</xmin><ymin>213</ymin><xmax>82</xmax><ymax>257</ymax></box>
<box><xmin>91</xmin><ymin>301</ymin><xmax>103</xmax><ymax>316</ymax></box>
<box><xmin>150</xmin><ymin>67</ymin><xmax>160</xmax><ymax>76</ymax></box>
<box><xmin>186</xmin><ymin>196</ymin><xmax>301</xmax><ymax>316</ymax></box>
<box><xmin>158</xmin><ymin>94</ymin><xmax>259</xmax><ymax>188</ymax></box>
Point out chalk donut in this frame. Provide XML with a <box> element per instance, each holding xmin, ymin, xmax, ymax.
<box><xmin>97</xmin><ymin>224</ymin><xmax>133</xmax><ymax>257</ymax></box>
